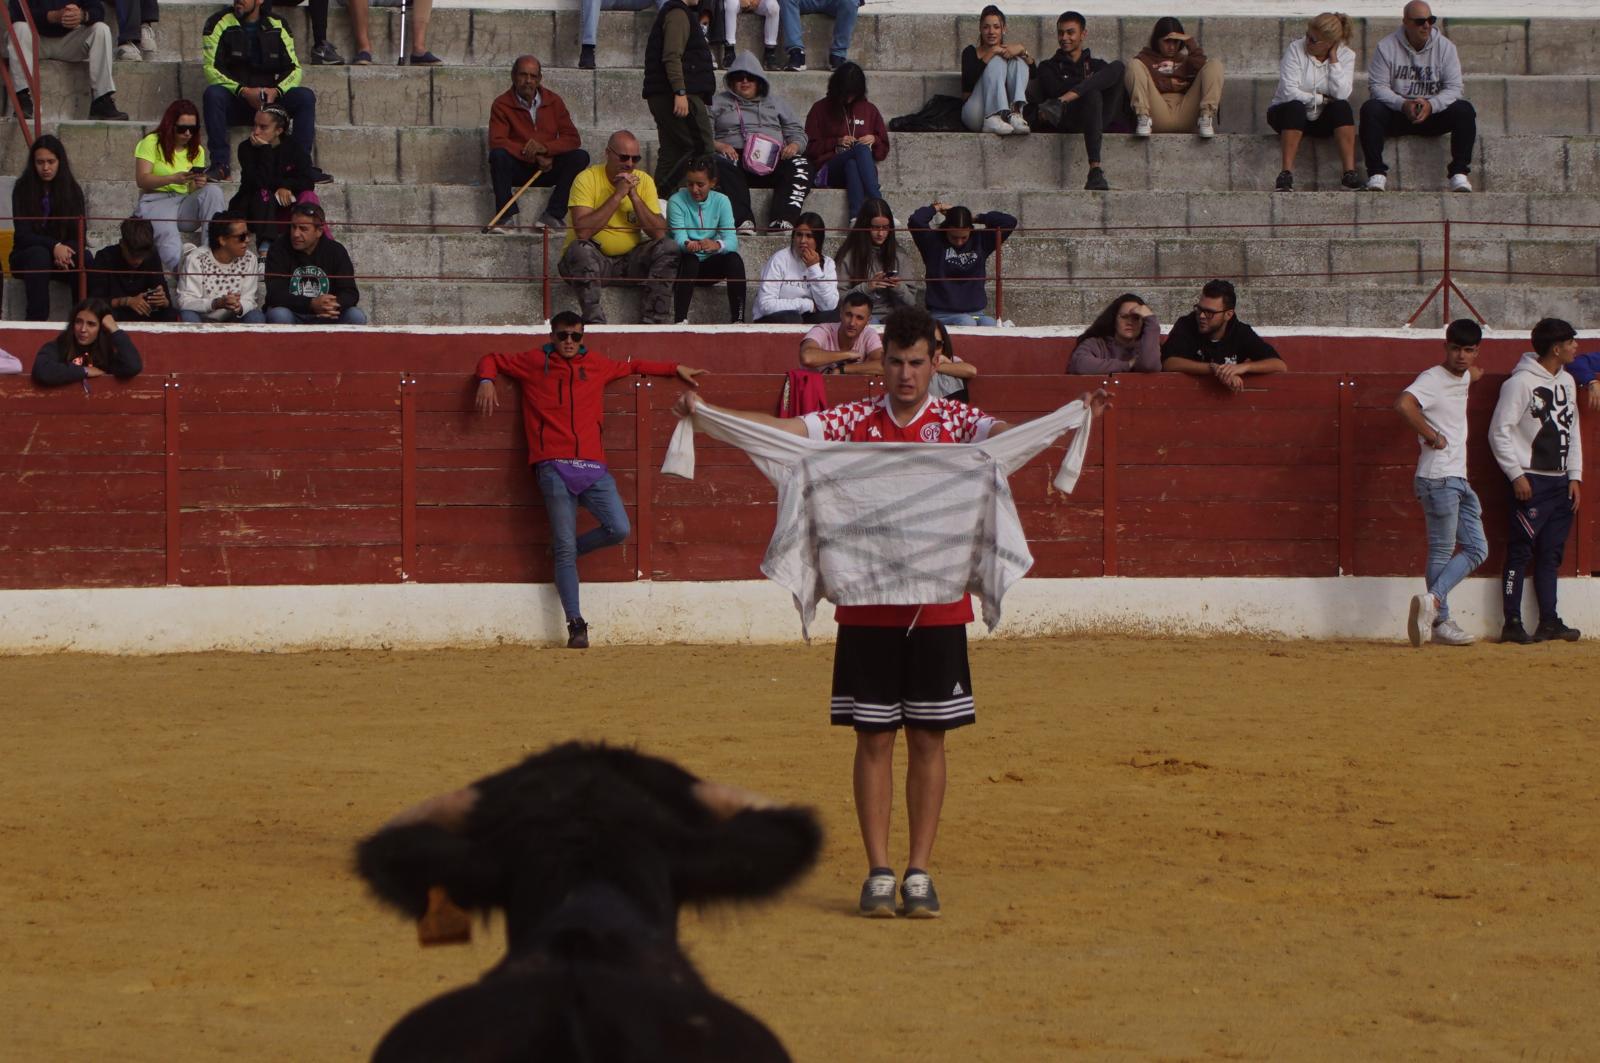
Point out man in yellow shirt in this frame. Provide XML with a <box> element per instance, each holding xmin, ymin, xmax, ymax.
<box><xmin>557</xmin><ymin>130</ymin><xmax>679</xmax><ymax>324</ymax></box>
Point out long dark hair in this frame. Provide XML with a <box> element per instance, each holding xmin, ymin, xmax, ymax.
<box><xmin>837</xmin><ymin>197</ymin><xmax>899</xmax><ymax>283</ymax></box>
<box><xmin>1077</xmin><ymin>292</ymin><xmax>1147</xmax><ymax>344</ymax></box>
<box><xmin>14</xmin><ymin>134</ymin><xmax>86</xmax><ymax>245</ymax></box>
<box><xmin>934</xmin><ymin>318</ymin><xmax>956</xmax><ymax>361</ymax></box>
<box><xmin>825</xmin><ymin>61</ymin><xmax>867</xmax><ymax>112</ymax></box>
<box><xmin>54</xmin><ymin>298</ymin><xmax>116</xmax><ymax>367</ymax></box>
<box><xmin>792</xmin><ymin>211</ymin><xmax>827</xmax><ymax>256</ymax></box>
<box><xmin>1147</xmin><ymin>16</ymin><xmax>1187</xmax><ymax>52</ymax></box>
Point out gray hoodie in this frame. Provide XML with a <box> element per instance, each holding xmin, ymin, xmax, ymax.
<box><xmin>708</xmin><ymin>51</ymin><xmax>807</xmax><ymax>152</ymax></box>
<box><xmin>1368</xmin><ymin>27</ymin><xmax>1464</xmax><ymax>112</ymax></box>
<box><xmin>1490</xmin><ymin>352</ymin><xmax>1583</xmax><ymax>482</ymax></box>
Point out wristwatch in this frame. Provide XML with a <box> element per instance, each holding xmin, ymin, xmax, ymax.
<box><xmin>674</xmin><ymin>89</ymin><xmax>686</xmax><ymax>97</ymax></box>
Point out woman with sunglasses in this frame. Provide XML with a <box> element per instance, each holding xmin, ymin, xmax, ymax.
<box><xmin>1126</xmin><ymin>16</ymin><xmax>1224</xmax><ymax>137</ymax></box>
<box><xmin>706</xmin><ymin>50</ymin><xmax>811</xmax><ymax>233</ymax></box>
<box><xmin>1361</xmin><ymin>1</ymin><xmax>1475</xmax><ymax>192</ymax></box>
<box><xmin>1267</xmin><ymin>12</ymin><xmax>1359</xmax><ymax>192</ymax></box>
<box><xmin>929</xmin><ymin>319</ymin><xmax>977</xmax><ymax>404</ymax></box>
<box><xmin>1067</xmin><ymin>293</ymin><xmax>1162</xmax><ymax>374</ymax></box>
<box><xmin>133</xmin><ymin>100</ymin><xmax>228</xmax><ymax>273</ymax></box>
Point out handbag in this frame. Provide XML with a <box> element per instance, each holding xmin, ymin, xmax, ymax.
<box><xmin>736</xmin><ymin>101</ymin><xmax>783</xmax><ymax>176</ymax></box>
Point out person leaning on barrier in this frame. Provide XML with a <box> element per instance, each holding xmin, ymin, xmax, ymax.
<box><xmin>1361</xmin><ymin>1</ymin><xmax>1475</xmax><ymax>193</ymax></box>
<box><xmin>1067</xmin><ymin>293</ymin><xmax>1161</xmax><ymax>374</ymax></box>
<box><xmin>644</xmin><ymin>0</ymin><xmax>717</xmax><ymax>195</ymax></box>
<box><xmin>929</xmin><ymin>318</ymin><xmax>977</xmax><ymax>404</ymax></box>
<box><xmin>752</xmin><ymin>211</ymin><xmax>836</xmax><ymax>324</ymax></box>
<box><xmin>799</xmin><ymin>290</ymin><xmax>881</xmax><ymax>374</ymax></box>
<box><xmin>263</xmin><ymin>201</ymin><xmax>367</xmax><ymax>324</ymax></box>
<box><xmin>133</xmin><ymin>99</ymin><xmax>227</xmax><ymax>274</ymax></box>
<box><xmin>30</xmin><ymin>297</ymin><xmax>142</xmax><ymax>388</ymax></box>
<box><xmin>9</xmin><ymin>134</ymin><xmax>87</xmax><ymax>323</ymax></box>
<box><xmin>90</xmin><ymin>217</ymin><xmax>178</xmax><ymax>322</ymax></box>
<box><xmin>1570</xmin><ymin>350</ymin><xmax>1600</xmax><ymax>413</ymax></box>
<box><xmin>7</xmin><ymin>0</ymin><xmax>128</xmax><ymax>120</ymax></box>
<box><xmin>1268</xmin><ymin>11</ymin><xmax>1360</xmax><ymax>193</ymax></box>
<box><xmin>486</xmin><ymin>54</ymin><xmax>589</xmax><ymax>234</ymax></box>
<box><xmin>558</xmin><ymin>131</ymin><xmax>679</xmax><ymax>325</ymax></box>
<box><xmin>177</xmin><ymin>211</ymin><xmax>265</xmax><ymax>323</ymax></box>
<box><xmin>707</xmin><ymin>50</ymin><xmax>811</xmax><ymax>233</ymax></box>
<box><xmin>1126</xmin><ymin>16</ymin><xmax>1222</xmax><ymax>138</ymax></box>
<box><xmin>1028</xmin><ymin>10</ymin><xmax>1125</xmax><ymax>191</ymax></box>
<box><xmin>1160</xmin><ymin>280</ymin><xmax>1287</xmax><ymax>392</ymax></box>
<box><xmin>200</xmin><ymin>0</ymin><xmax>317</xmax><ymax>183</ymax></box>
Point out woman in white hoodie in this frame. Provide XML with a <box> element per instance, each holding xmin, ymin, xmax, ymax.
<box><xmin>1266</xmin><ymin>12</ymin><xmax>1358</xmax><ymax>192</ymax></box>
<box><xmin>752</xmin><ymin>212</ymin><xmax>838</xmax><ymax>323</ymax></box>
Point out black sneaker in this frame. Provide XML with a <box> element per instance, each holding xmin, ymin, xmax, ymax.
<box><xmin>1500</xmin><ymin>620</ymin><xmax>1535</xmax><ymax>645</ymax></box>
<box><xmin>722</xmin><ymin>44</ymin><xmax>737</xmax><ymax>69</ymax></box>
<box><xmin>762</xmin><ymin>45</ymin><xmax>780</xmax><ymax>70</ymax></box>
<box><xmin>309</xmin><ymin>40</ymin><xmax>345</xmax><ymax>65</ymax></box>
<box><xmin>1275</xmin><ymin>169</ymin><xmax>1294</xmax><ymax>191</ymax></box>
<box><xmin>205</xmin><ymin>164</ymin><xmax>231</xmax><ymax>182</ymax></box>
<box><xmin>1533</xmin><ymin>618</ymin><xmax>1581</xmax><ymax>642</ymax></box>
<box><xmin>900</xmin><ymin>869</ymin><xmax>941</xmax><ymax>918</ymax></box>
<box><xmin>858</xmin><ymin>868</ymin><xmax>896</xmax><ymax>918</ymax></box>
<box><xmin>1083</xmin><ymin>166</ymin><xmax>1108</xmax><ymax>191</ymax></box>
<box><xmin>89</xmin><ymin>92</ymin><xmax>128</xmax><ymax>120</ymax></box>
<box><xmin>1341</xmin><ymin>168</ymin><xmax>1362</xmax><ymax>190</ymax></box>
<box><xmin>784</xmin><ymin>47</ymin><xmax>806</xmax><ymax>72</ymax></box>
<box><xmin>579</xmin><ymin>44</ymin><xmax>596</xmax><ymax>70</ymax></box>
<box><xmin>14</xmin><ymin>89</ymin><xmax>32</xmax><ymax>120</ymax></box>
<box><xmin>828</xmin><ymin>53</ymin><xmax>847</xmax><ymax>71</ymax></box>
<box><xmin>566</xmin><ymin>618</ymin><xmax>589</xmax><ymax>649</ymax></box>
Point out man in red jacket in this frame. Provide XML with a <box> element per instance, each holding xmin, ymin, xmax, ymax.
<box><xmin>486</xmin><ymin>55</ymin><xmax>590</xmax><ymax>233</ymax></box>
<box><xmin>474</xmin><ymin>311</ymin><xmax>707</xmax><ymax>648</ymax></box>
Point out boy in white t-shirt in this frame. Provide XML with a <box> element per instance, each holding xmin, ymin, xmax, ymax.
<box><xmin>1394</xmin><ymin>319</ymin><xmax>1487</xmax><ymax>646</ymax></box>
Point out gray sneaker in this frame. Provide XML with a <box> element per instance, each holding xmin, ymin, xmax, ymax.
<box><xmin>1431</xmin><ymin>618</ymin><xmax>1475</xmax><ymax>646</ymax></box>
<box><xmin>859</xmin><ymin>869</ymin><xmax>897</xmax><ymax>918</ymax></box>
<box><xmin>900</xmin><ymin>870</ymin><xmax>941</xmax><ymax>918</ymax></box>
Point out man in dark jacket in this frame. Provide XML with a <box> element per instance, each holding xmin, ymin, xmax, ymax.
<box><xmin>263</xmin><ymin>202</ymin><xmax>366</xmax><ymax>324</ymax></box>
<box><xmin>7</xmin><ymin>0</ymin><xmax>127</xmax><ymax>119</ymax></box>
<box><xmin>1028</xmin><ymin>10</ymin><xmax>1124</xmax><ymax>191</ymax></box>
<box><xmin>89</xmin><ymin>217</ymin><xmax>179</xmax><ymax>322</ymax></box>
<box><xmin>643</xmin><ymin>0</ymin><xmax>716</xmax><ymax>193</ymax></box>
<box><xmin>200</xmin><ymin>0</ymin><xmax>316</xmax><ymax>180</ymax></box>
<box><xmin>485</xmin><ymin>54</ymin><xmax>590</xmax><ymax>233</ymax></box>
<box><xmin>472</xmin><ymin>311</ymin><xmax>706</xmax><ymax>648</ymax></box>
<box><xmin>1160</xmin><ymin>279</ymin><xmax>1288</xmax><ymax>394</ymax></box>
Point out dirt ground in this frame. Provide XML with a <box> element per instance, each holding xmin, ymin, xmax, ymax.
<box><xmin>3</xmin><ymin>636</ymin><xmax>1598</xmax><ymax>1062</ymax></box>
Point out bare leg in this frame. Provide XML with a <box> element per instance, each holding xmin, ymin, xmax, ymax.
<box><xmin>408</xmin><ymin>0</ymin><xmax>432</xmax><ymax>54</ymax></box>
<box><xmin>904</xmin><ymin>727</ymin><xmax>947</xmax><ymax>871</ymax></box>
<box><xmin>853</xmin><ymin>730</ymin><xmax>896</xmax><ymax>870</ymax></box>
<box><xmin>1334</xmin><ymin>123</ymin><xmax>1357</xmax><ymax>171</ymax></box>
<box><xmin>1279</xmin><ymin>129</ymin><xmax>1303</xmax><ymax>171</ymax></box>
<box><xmin>347</xmin><ymin>0</ymin><xmax>372</xmax><ymax>53</ymax></box>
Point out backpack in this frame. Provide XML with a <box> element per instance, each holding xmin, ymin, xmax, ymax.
<box><xmin>888</xmin><ymin>95</ymin><xmax>965</xmax><ymax>133</ymax></box>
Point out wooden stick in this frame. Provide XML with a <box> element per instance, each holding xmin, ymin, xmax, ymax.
<box><xmin>483</xmin><ymin>168</ymin><xmax>545</xmax><ymax>232</ymax></box>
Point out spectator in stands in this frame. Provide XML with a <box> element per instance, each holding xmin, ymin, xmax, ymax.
<box><xmin>1395</xmin><ymin>318</ymin><xmax>1486</xmax><ymax>648</ymax></box>
<box><xmin>473</xmin><ymin>311</ymin><xmax>706</xmax><ymax>648</ymax></box>
<box><xmin>644</xmin><ymin>0</ymin><xmax>717</xmax><ymax>194</ymax></box>
<box><xmin>1126</xmin><ymin>16</ymin><xmax>1221</xmax><ymax>138</ymax></box>
<box><xmin>961</xmin><ymin>5</ymin><xmax>1033</xmax><ymax>137</ymax></box>
<box><xmin>230</xmin><ymin>105</ymin><xmax>318</xmax><ymax>255</ymax></box>
<box><xmin>804</xmin><ymin>62</ymin><xmax>888</xmax><ymax>220</ymax></box>
<box><xmin>30</xmin><ymin>298</ymin><xmax>141</xmax><ymax>387</ymax></box>
<box><xmin>1361</xmin><ymin>1</ymin><xmax>1475</xmax><ymax>192</ymax></box>
<box><xmin>201</xmin><ymin>0</ymin><xmax>316</xmax><ymax>182</ymax></box>
<box><xmin>352</xmin><ymin>0</ymin><xmax>440</xmax><ymax>66</ymax></box>
<box><xmin>486</xmin><ymin>55</ymin><xmax>588</xmax><ymax>233</ymax></box>
<box><xmin>1571</xmin><ymin>350</ymin><xmax>1600</xmax><ymax>412</ymax></box>
<box><xmin>259</xmin><ymin>0</ymin><xmax>338</xmax><ymax>64</ymax></box>
<box><xmin>930</xmin><ymin>318</ymin><xmax>977</xmax><ymax>403</ymax></box>
<box><xmin>1268</xmin><ymin>12</ymin><xmax>1359</xmax><ymax>192</ymax></box>
<box><xmin>837</xmin><ymin>198</ymin><xmax>916</xmax><ymax>322</ymax></box>
<box><xmin>668</xmin><ymin>155</ymin><xmax>746</xmax><ymax>322</ymax></box>
<box><xmin>1491</xmin><ymin>318</ymin><xmax>1584</xmax><ymax>644</ymax></box>
<box><xmin>708</xmin><ymin>51</ymin><xmax>811</xmax><ymax>233</ymax></box>
<box><xmin>577</xmin><ymin>0</ymin><xmax>665</xmax><ymax>70</ymax></box>
<box><xmin>559</xmin><ymin>131</ymin><xmax>678</xmax><ymax>325</ymax></box>
<box><xmin>908</xmin><ymin>200</ymin><xmax>1014</xmax><ymax>328</ymax></box>
<box><xmin>133</xmin><ymin>99</ymin><xmax>227</xmax><ymax>273</ymax></box>
<box><xmin>778</xmin><ymin>0</ymin><xmax>858</xmax><ymax>73</ymax></box>
<box><xmin>89</xmin><ymin>217</ymin><xmax>177</xmax><ymax>322</ymax></box>
<box><xmin>799</xmin><ymin>291</ymin><xmax>880</xmax><ymax>373</ymax></box>
<box><xmin>264</xmin><ymin>201</ymin><xmax>366</xmax><ymax>324</ymax></box>
<box><xmin>1161</xmin><ymin>279</ymin><xmax>1287</xmax><ymax>391</ymax></box>
<box><xmin>8</xmin><ymin>0</ymin><xmax>128</xmax><ymax>120</ymax></box>
<box><xmin>112</xmin><ymin>0</ymin><xmax>157</xmax><ymax>61</ymax></box>
<box><xmin>720</xmin><ymin>0</ymin><xmax>780</xmax><ymax>71</ymax></box>
<box><xmin>177</xmin><ymin>211</ymin><xmax>264</xmax><ymax>323</ymax></box>
<box><xmin>752</xmin><ymin>211</ymin><xmax>836</xmax><ymax>323</ymax></box>
<box><xmin>1029</xmin><ymin>10</ymin><xmax>1124</xmax><ymax>190</ymax></box>
<box><xmin>9</xmin><ymin>135</ymin><xmax>87</xmax><ymax>322</ymax></box>
<box><xmin>1067</xmin><ymin>293</ymin><xmax>1161</xmax><ymax>374</ymax></box>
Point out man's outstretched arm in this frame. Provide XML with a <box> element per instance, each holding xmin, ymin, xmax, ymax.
<box><xmin>674</xmin><ymin>391</ymin><xmax>810</xmax><ymax>436</ymax></box>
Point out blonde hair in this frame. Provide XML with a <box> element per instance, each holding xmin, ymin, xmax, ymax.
<box><xmin>1308</xmin><ymin>11</ymin><xmax>1352</xmax><ymax>46</ymax></box>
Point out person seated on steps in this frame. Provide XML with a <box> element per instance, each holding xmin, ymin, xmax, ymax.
<box><xmin>8</xmin><ymin>0</ymin><xmax>128</xmax><ymax>120</ymax></box>
<box><xmin>1126</xmin><ymin>16</ymin><xmax>1222</xmax><ymax>138</ymax></box>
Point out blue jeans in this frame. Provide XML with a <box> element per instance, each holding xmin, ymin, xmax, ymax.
<box><xmin>580</xmin><ymin>0</ymin><xmax>660</xmax><ymax>46</ymax></box>
<box><xmin>179</xmin><ymin>308</ymin><xmax>266</xmax><ymax>323</ymax></box>
<box><xmin>1413</xmin><ymin>475</ymin><xmax>1487</xmax><ymax>622</ymax></box>
<box><xmin>265</xmin><ymin>306</ymin><xmax>369</xmax><ymax>324</ymax></box>
<box><xmin>535</xmin><ymin>463</ymin><xmax>631</xmax><ymax>621</ymax></box>
<box><xmin>961</xmin><ymin>55</ymin><xmax>1031</xmax><ymax>129</ymax></box>
<box><xmin>932</xmin><ymin>310</ymin><xmax>998</xmax><ymax>327</ymax></box>
<box><xmin>203</xmin><ymin>84</ymin><xmax>317</xmax><ymax>171</ymax></box>
<box><xmin>779</xmin><ymin>0</ymin><xmax>858</xmax><ymax>57</ymax></box>
<box><xmin>815</xmin><ymin>142</ymin><xmax>880</xmax><ymax>219</ymax></box>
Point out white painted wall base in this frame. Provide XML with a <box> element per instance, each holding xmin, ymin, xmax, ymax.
<box><xmin>0</xmin><ymin>577</ymin><xmax>1593</xmax><ymax>654</ymax></box>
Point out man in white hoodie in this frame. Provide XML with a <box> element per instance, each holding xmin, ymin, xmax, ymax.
<box><xmin>1490</xmin><ymin>318</ymin><xmax>1583</xmax><ymax>644</ymax></box>
<box><xmin>1360</xmin><ymin>1</ymin><xmax>1476</xmax><ymax>193</ymax></box>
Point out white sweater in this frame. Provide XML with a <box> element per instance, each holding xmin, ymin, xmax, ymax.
<box><xmin>753</xmin><ymin>247</ymin><xmax>839</xmax><ymax>320</ymax></box>
<box><xmin>1489</xmin><ymin>353</ymin><xmax>1583</xmax><ymax>481</ymax></box>
<box><xmin>176</xmin><ymin>245</ymin><xmax>261</xmax><ymax>321</ymax></box>
<box><xmin>1269</xmin><ymin>38</ymin><xmax>1355</xmax><ymax>118</ymax></box>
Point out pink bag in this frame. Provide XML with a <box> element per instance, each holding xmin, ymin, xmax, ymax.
<box><xmin>736</xmin><ymin>102</ymin><xmax>782</xmax><ymax>176</ymax></box>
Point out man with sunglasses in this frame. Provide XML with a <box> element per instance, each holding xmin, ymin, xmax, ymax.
<box><xmin>1361</xmin><ymin>1</ymin><xmax>1475</xmax><ymax>192</ymax></box>
<box><xmin>1160</xmin><ymin>279</ymin><xmax>1287</xmax><ymax>393</ymax></box>
<box><xmin>558</xmin><ymin>131</ymin><xmax>679</xmax><ymax>324</ymax></box>
<box><xmin>473</xmin><ymin>311</ymin><xmax>707</xmax><ymax>648</ymax></box>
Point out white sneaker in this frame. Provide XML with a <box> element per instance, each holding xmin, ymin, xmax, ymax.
<box><xmin>1196</xmin><ymin>112</ymin><xmax>1215</xmax><ymax>138</ymax></box>
<box><xmin>1431</xmin><ymin>618</ymin><xmax>1476</xmax><ymax>646</ymax></box>
<box><xmin>1408</xmin><ymin>593</ymin><xmax>1438</xmax><ymax>648</ymax></box>
<box><xmin>736</xmin><ymin>219</ymin><xmax>756</xmax><ymax>235</ymax></box>
<box><xmin>1448</xmin><ymin>173</ymin><xmax>1473</xmax><ymax>193</ymax></box>
<box><xmin>982</xmin><ymin>114</ymin><xmax>1014</xmax><ymax>136</ymax></box>
<box><xmin>1008</xmin><ymin>111</ymin><xmax>1031</xmax><ymax>134</ymax></box>
<box><xmin>1365</xmin><ymin>173</ymin><xmax>1387</xmax><ymax>192</ymax></box>
<box><xmin>139</xmin><ymin>22</ymin><xmax>157</xmax><ymax>56</ymax></box>
<box><xmin>115</xmin><ymin>42</ymin><xmax>142</xmax><ymax>61</ymax></box>
<box><xmin>1134</xmin><ymin>114</ymin><xmax>1153</xmax><ymax>137</ymax></box>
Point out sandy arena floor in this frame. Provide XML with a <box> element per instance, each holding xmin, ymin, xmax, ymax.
<box><xmin>3</xmin><ymin>636</ymin><xmax>1598</xmax><ymax>1062</ymax></box>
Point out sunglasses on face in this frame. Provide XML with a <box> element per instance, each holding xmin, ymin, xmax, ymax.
<box><xmin>224</xmin><ymin>230</ymin><xmax>249</xmax><ymax>240</ymax></box>
<box><xmin>1407</xmin><ymin>15</ymin><xmax>1437</xmax><ymax>25</ymax></box>
<box><xmin>176</xmin><ymin>124</ymin><xmax>198</xmax><ymax>132</ymax></box>
<box><xmin>608</xmin><ymin>148</ymin><xmax>642</xmax><ymax>163</ymax></box>
<box><xmin>554</xmin><ymin>330</ymin><xmax>584</xmax><ymax>342</ymax></box>
<box><xmin>1193</xmin><ymin>304</ymin><xmax>1228</xmax><ymax>318</ymax></box>
<box><xmin>729</xmin><ymin>73</ymin><xmax>756</xmax><ymax>82</ymax></box>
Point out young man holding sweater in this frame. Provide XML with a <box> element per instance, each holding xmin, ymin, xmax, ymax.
<box><xmin>1490</xmin><ymin>318</ymin><xmax>1583</xmax><ymax>644</ymax></box>
<box><xmin>1360</xmin><ymin>1</ymin><xmax>1476</xmax><ymax>192</ymax></box>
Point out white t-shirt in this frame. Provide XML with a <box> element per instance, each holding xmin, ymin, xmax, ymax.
<box><xmin>1403</xmin><ymin>365</ymin><xmax>1471</xmax><ymax>479</ymax></box>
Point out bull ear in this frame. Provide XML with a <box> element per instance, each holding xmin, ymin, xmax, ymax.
<box><xmin>355</xmin><ymin>822</ymin><xmax>501</xmax><ymax>920</ymax></box>
<box><xmin>417</xmin><ymin>886</ymin><xmax>472</xmax><ymax>946</ymax></box>
<box><xmin>673</xmin><ymin>806</ymin><xmax>822</xmax><ymax>904</ymax></box>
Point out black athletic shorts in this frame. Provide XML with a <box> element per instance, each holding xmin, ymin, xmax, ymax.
<box><xmin>830</xmin><ymin>624</ymin><xmax>975</xmax><ymax>732</ymax></box>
